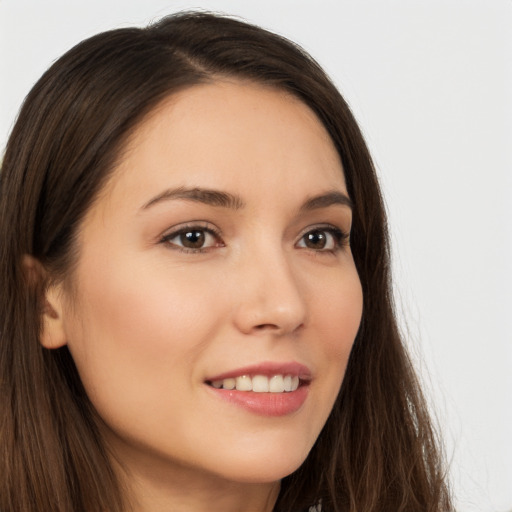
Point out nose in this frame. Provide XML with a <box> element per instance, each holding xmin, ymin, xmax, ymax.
<box><xmin>232</xmin><ymin>248</ymin><xmax>307</xmax><ymax>337</ymax></box>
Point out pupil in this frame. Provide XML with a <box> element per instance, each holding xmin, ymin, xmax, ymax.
<box><xmin>181</xmin><ymin>230</ymin><xmax>205</xmax><ymax>248</ymax></box>
<box><xmin>306</xmin><ymin>231</ymin><xmax>326</xmax><ymax>249</ymax></box>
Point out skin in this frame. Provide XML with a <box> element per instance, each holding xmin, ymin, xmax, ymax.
<box><xmin>42</xmin><ymin>81</ymin><xmax>363</xmax><ymax>512</ymax></box>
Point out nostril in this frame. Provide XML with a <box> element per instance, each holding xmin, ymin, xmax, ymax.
<box><xmin>254</xmin><ymin>323</ymin><xmax>278</xmax><ymax>330</ymax></box>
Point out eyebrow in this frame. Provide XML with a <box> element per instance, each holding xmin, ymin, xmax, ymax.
<box><xmin>141</xmin><ymin>186</ymin><xmax>353</xmax><ymax>212</ymax></box>
<box><xmin>300</xmin><ymin>190</ymin><xmax>353</xmax><ymax>211</ymax></box>
<box><xmin>141</xmin><ymin>186</ymin><xmax>245</xmax><ymax>211</ymax></box>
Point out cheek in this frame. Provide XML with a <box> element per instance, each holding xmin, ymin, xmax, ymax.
<box><xmin>63</xmin><ymin>258</ymin><xmax>224</xmax><ymax>408</ymax></box>
<box><xmin>308</xmin><ymin>265</ymin><xmax>363</xmax><ymax>387</ymax></box>
<box><xmin>313</xmin><ymin>263</ymin><xmax>362</xmax><ymax>345</ymax></box>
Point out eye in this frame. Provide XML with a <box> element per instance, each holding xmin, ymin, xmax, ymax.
<box><xmin>160</xmin><ymin>225</ymin><xmax>223</xmax><ymax>252</ymax></box>
<box><xmin>296</xmin><ymin>226</ymin><xmax>348</xmax><ymax>252</ymax></box>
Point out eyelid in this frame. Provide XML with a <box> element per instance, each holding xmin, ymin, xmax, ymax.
<box><xmin>159</xmin><ymin>222</ymin><xmax>224</xmax><ymax>252</ymax></box>
<box><xmin>295</xmin><ymin>223</ymin><xmax>350</xmax><ymax>251</ymax></box>
<box><xmin>157</xmin><ymin>221</ymin><xmax>349</xmax><ymax>254</ymax></box>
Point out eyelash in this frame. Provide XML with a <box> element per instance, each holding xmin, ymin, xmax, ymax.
<box><xmin>160</xmin><ymin>223</ymin><xmax>223</xmax><ymax>254</ymax></box>
<box><xmin>159</xmin><ymin>223</ymin><xmax>349</xmax><ymax>254</ymax></box>
<box><xmin>296</xmin><ymin>225</ymin><xmax>349</xmax><ymax>253</ymax></box>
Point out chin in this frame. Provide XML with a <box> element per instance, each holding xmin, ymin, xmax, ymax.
<box><xmin>207</xmin><ymin>442</ymin><xmax>311</xmax><ymax>484</ymax></box>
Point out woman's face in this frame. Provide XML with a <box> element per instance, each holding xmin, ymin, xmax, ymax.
<box><xmin>51</xmin><ymin>81</ymin><xmax>363</xmax><ymax>487</ymax></box>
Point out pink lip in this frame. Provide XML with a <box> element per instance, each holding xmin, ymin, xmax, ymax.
<box><xmin>207</xmin><ymin>386</ymin><xmax>309</xmax><ymax>417</ymax></box>
<box><xmin>205</xmin><ymin>361</ymin><xmax>311</xmax><ymax>417</ymax></box>
<box><xmin>206</xmin><ymin>361</ymin><xmax>312</xmax><ymax>382</ymax></box>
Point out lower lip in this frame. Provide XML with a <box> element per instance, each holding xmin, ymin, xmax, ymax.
<box><xmin>206</xmin><ymin>385</ymin><xmax>309</xmax><ymax>417</ymax></box>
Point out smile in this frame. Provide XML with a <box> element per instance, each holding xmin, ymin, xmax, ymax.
<box><xmin>208</xmin><ymin>374</ymin><xmax>301</xmax><ymax>393</ymax></box>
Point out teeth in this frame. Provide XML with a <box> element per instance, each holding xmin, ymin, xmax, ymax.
<box><xmin>269</xmin><ymin>375</ymin><xmax>284</xmax><ymax>392</ymax></box>
<box><xmin>223</xmin><ymin>378</ymin><xmax>236</xmax><ymax>390</ymax></box>
<box><xmin>210</xmin><ymin>374</ymin><xmax>300</xmax><ymax>393</ymax></box>
<box><xmin>236</xmin><ymin>375</ymin><xmax>252</xmax><ymax>391</ymax></box>
<box><xmin>252</xmin><ymin>375</ymin><xmax>269</xmax><ymax>393</ymax></box>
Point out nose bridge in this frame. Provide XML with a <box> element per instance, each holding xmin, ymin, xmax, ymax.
<box><xmin>233</xmin><ymin>236</ymin><xmax>307</xmax><ymax>335</ymax></box>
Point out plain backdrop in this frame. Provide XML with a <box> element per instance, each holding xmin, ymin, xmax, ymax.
<box><xmin>1</xmin><ymin>1</ymin><xmax>511</xmax><ymax>511</ymax></box>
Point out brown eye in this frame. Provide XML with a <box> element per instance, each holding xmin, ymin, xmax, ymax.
<box><xmin>296</xmin><ymin>227</ymin><xmax>346</xmax><ymax>252</ymax></box>
<box><xmin>180</xmin><ymin>230</ymin><xmax>205</xmax><ymax>249</ymax></box>
<box><xmin>161</xmin><ymin>226</ymin><xmax>222</xmax><ymax>252</ymax></box>
<box><xmin>304</xmin><ymin>230</ymin><xmax>327</xmax><ymax>249</ymax></box>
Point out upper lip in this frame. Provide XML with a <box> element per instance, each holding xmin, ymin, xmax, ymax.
<box><xmin>205</xmin><ymin>361</ymin><xmax>312</xmax><ymax>382</ymax></box>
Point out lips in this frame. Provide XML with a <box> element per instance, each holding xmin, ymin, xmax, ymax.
<box><xmin>205</xmin><ymin>362</ymin><xmax>311</xmax><ymax>416</ymax></box>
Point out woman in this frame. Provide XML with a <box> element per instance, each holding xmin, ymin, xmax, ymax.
<box><xmin>0</xmin><ymin>11</ymin><xmax>452</xmax><ymax>512</ymax></box>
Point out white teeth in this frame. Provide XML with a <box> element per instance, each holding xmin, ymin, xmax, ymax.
<box><xmin>269</xmin><ymin>375</ymin><xmax>284</xmax><ymax>392</ymax></box>
<box><xmin>223</xmin><ymin>378</ymin><xmax>236</xmax><ymax>390</ymax></box>
<box><xmin>252</xmin><ymin>375</ymin><xmax>269</xmax><ymax>393</ymax></box>
<box><xmin>210</xmin><ymin>374</ymin><xmax>301</xmax><ymax>392</ymax></box>
<box><xmin>235</xmin><ymin>375</ymin><xmax>252</xmax><ymax>391</ymax></box>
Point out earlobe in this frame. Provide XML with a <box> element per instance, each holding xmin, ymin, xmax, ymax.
<box><xmin>40</xmin><ymin>285</ymin><xmax>68</xmax><ymax>349</ymax></box>
<box><xmin>22</xmin><ymin>255</ymin><xmax>68</xmax><ymax>349</ymax></box>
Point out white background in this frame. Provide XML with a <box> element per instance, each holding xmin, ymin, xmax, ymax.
<box><xmin>1</xmin><ymin>1</ymin><xmax>511</xmax><ymax>510</ymax></box>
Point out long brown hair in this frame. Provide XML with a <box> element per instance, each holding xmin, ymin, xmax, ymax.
<box><xmin>0</xmin><ymin>11</ymin><xmax>452</xmax><ymax>512</ymax></box>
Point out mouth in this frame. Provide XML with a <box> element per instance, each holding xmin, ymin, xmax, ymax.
<box><xmin>204</xmin><ymin>366</ymin><xmax>311</xmax><ymax>417</ymax></box>
<box><xmin>204</xmin><ymin>363</ymin><xmax>311</xmax><ymax>417</ymax></box>
<box><xmin>206</xmin><ymin>374</ymin><xmax>303</xmax><ymax>393</ymax></box>
<box><xmin>205</xmin><ymin>362</ymin><xmax>311</xmax><ymax>394</ymax></box>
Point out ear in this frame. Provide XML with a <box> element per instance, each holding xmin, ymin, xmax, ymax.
<box><xmin>23</xmin><ymin>255</ymin><xmax>68</xmax><ymax>349</ymax></box>
<box><xmin>40</xmin><ymin>284</ymin><xmax>68</xmax><ymax>349</ymax></box>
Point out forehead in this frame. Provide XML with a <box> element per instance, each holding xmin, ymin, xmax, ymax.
<box><xmin>98</xmin><ymin>80</ymin><xmax>347</xmax><ymax>215</ymax></box>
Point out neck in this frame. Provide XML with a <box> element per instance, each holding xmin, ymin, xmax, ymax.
<box><xmin>128</xmin><ymin>470</ymin><xmax>279</xmax><ymax>512</ymax></box>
